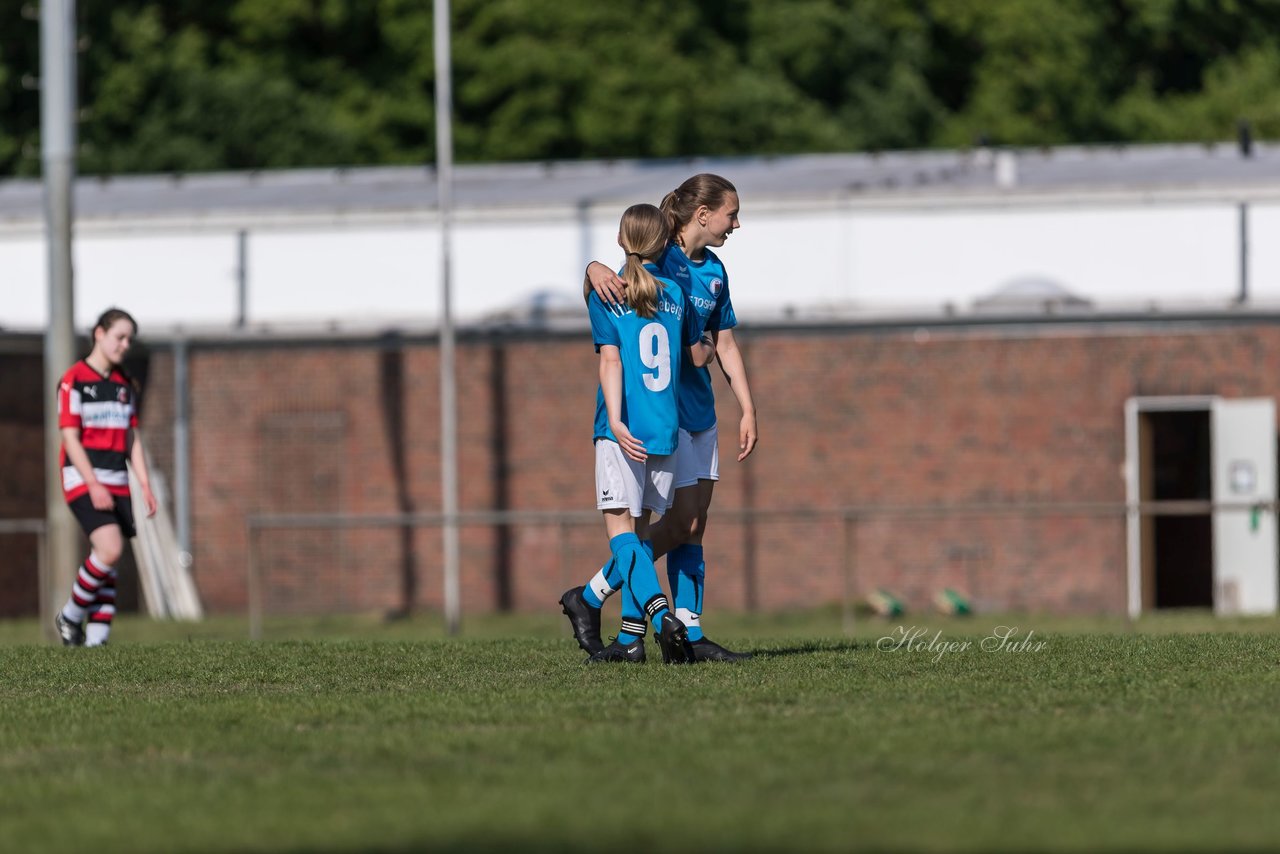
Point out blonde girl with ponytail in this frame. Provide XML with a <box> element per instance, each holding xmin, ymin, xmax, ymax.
<box><xmin>562</xmin><ymin>175</ymin><xmax>757</xmax><ymax>663</ymax></box>
<box><xmin>565</xmin><ymin>204</ymin><xmax>715</xmax><ymax>664</ymax></box>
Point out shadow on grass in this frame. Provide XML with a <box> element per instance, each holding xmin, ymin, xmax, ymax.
<box><xmin>748</xmin><ymin>639</ymin><xmax>871</xmax><ymax>658</ymax></box>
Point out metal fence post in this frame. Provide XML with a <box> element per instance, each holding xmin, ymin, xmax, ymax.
<box><xmin>247</xmin><ymin>522</ymin><xmax>262</xmax><ymax>641</ymax></box>
<box><xmin>841</xmin><ymin>512</ymin><xmax>857</xmax><ymax>635</ymax></box>
<box><xmin>558</xmin><ymin>520</ymin><xmax>570</xmax><ymax>594</ymax></box>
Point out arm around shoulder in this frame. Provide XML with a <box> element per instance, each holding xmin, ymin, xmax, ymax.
<box><xmin>585</xmin><ymin>261</ymin><xmax>626</xmax><ymax>305</ymax></box>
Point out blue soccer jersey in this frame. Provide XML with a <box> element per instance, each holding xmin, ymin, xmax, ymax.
<box><xmin>590</xmin><ymin>267</ymin><xmax>702</xmax><ymax>456</ymax></box>
<box><xmin>659</xmin><ymin>243</ymin><xmax>738</xmax><ymax>432</ymax></box>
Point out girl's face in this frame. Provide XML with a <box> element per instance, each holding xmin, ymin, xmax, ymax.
<box><xmin>95</xmin><ymin>319</ymin><xmax>135</xmax><ymax>367</ymax></box>
<box><xmin>700</xmin><ymin>193</ymin><xmax>740</xmax><ymax>247</ymax></box>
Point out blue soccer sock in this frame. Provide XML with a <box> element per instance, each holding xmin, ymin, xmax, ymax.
<box><xmin>582</xmin><ymin>558</ymin><xmax>618</xmax><ymax>608</ymax></box>
<box><xmin>582</xmin><ymin>540</ymin><xmax>651</xmax><ymax>608</ymax></box>
<box><xmin>611</xmin><ymin>533</ymin><xmax>669</xmax><ymax>644</ymax></box>
<box><xmin>668</xmin><ymin>544</ymin><xmax>705</xmax><ymax>641</ymax></box>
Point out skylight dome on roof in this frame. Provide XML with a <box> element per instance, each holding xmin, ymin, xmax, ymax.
<box><xmin>973</xmin><ymin>277</ymin><xmax>1093</xmax><ymax>313</ymax></box>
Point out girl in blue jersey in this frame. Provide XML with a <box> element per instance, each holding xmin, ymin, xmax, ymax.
<box><xmin>583</xmin><ymin>203</ymin><xmax>716</xmax><ymax>664</ymax></box>
<box><xmin>560</xmin><ymin>174</ymin><xmax>757</xmax><ymax>663</ymax></box>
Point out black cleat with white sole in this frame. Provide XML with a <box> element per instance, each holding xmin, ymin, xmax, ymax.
<box><xmin>587</xmin><ymin>637</ymin><xmax>646</xmax><ymax>664</ymax></box>
<box><xmin>653</xmin><ymin>612</ymin><xmax>695</xmax><ymax>664</ymax></box>
<box><xmin>689</xmin><ymin>637</ymin><xmax>753</xmax><ymax>662</ymax></box>
<box><xmin>54</xmin><ymin>612</ymin><xmax>85</xmax><ymax>647</ymax></box>
<box><xmin>559</xmin><ymin>586</ymin><xmax>604</xmax><ymax>655</ymax></box>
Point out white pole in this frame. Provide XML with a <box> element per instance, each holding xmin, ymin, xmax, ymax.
<box><xmin>1238</xmin><ymin>201</ymin><xmax>1249</xmax><ymax>304</ymax></box>
<box><xmin>434</xmin><ymin>0</ymin><xmax>461</xmax><ymax>635</ymax></box>
<box><xmin>173</xmin><ymin>338</ymin><xmax>191</xmax><ymax>558</ymax></box>
<box><xmin>1123</xmin><ymin>398</ymin><xmax>1141</xmax><ymax>621</ymax></box>
<box><xmin>40</xmin><ymin>0</ymin><xmax>78</xmax><ymax>644</ymax></box>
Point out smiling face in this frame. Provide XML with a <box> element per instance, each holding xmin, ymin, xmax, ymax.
<box><xmin>94</xmin><ymin>318</ymin><xmax>135</xmax><ymax>367</ymax></box>
<box><xmin>700</xmin><ymin>192</ymin><xmax>741</xmax><ymax>248</ymax></box>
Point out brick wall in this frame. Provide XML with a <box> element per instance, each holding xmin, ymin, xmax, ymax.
<box><xmin>9</xmin><ymin>318</ymin><xmax>1280</xmax><ymax>618</ymax></box>
<box><xmin>0</xmin><ymin>352</ymin><xmax>45</xmax><ymax>617</ymax></box>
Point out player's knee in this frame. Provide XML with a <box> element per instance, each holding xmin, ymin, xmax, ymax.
<box><xmin>92</xmin><ymin>535</ymin><xmax>125</xmax><ymax>566</ymax></box>
<box><xmin>670</xmin><ymin>512</ymin><xmax>699</xmax><ymax>542</ymax></box>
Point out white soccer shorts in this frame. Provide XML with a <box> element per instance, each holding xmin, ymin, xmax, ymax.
<box><xmin>674</xmin><ymin>425</ymin><xmax>720</xmax><ymax>489</ymax></box>
<box><xmin>595</xmin><ymin>439</ymin><xmax>676</xmax><ymax>516</ymax></box>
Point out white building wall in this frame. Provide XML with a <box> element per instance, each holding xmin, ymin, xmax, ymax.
<box><xmin>3</xmin><ymin>198</ymin><xmax>1278</xmax><ymax>333</ymax></box>
<box><xmin>842</xmin><ymin>205</ymin><xmax>1241</xmax><ymax>310</ymax></box>
<box><xmin>80</xmin><ymin>233</ymin><xmax>243</xmax><ymax>326</ymax></box>
<box><xmin>1250</xmin><ymin>205</ymin><xmax>1280</xmax><ymax>297</ymax></box>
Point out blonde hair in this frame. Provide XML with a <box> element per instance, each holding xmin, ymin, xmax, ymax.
<box><xmin>618</xmin><ymin>204</ymin><xmax>672</xmax><ymax>318</ymax></box>
<box><xmin>659</xmin><ymin>173</ymin><xmax>737</xmax><ymax>247</ymax></box>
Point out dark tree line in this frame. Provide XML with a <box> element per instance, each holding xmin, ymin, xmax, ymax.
<box><xmin>2</xmin><ymin>0</ymin><xmax>1278</xmax><ymax>177</ymax></box>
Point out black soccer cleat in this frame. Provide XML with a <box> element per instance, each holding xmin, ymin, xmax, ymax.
<box><xmin>689</xmin><ymin>637</ymin><xmax>753</xmax><ymax>663</ymax></box>
<box><xmin>653</xmin><ymin>612</ymin><xmax>695</xmax><ymax>664</ymax></box>
<box><xmin>54</xmin><ymin>612</ymin><xmax>85</xmax><ymax>647</ymax></box>
<box><xmin>587</xmin><ymin>637</ymin><xmax>646</xmax><ymax>664</ymax></box>
<box><xmin>559</xmin><ymin>586</ymin><xmax>604</xmax><ymax>655</ymax></box>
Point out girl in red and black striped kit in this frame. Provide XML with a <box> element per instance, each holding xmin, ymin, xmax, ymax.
<box><xmin>53</xmin><ymin>308</ymin><xmax>157</xmax><ymax>647</ymax></box>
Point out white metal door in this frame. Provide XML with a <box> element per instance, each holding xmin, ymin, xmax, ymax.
<box><xmin>1211</xmin><ymin>398</ymin><xmax>1277</xmax><ymax>615</ymax></box>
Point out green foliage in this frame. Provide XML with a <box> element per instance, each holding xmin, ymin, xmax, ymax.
<box><xmin>1114</xmin><ymin>44</ymin><xmax>1280</xmax><ymax>142</ymax></box>
<box><xmin>742</xmin><ymin>0</ymin><xmax>944</xmax><ymax>151</ymax></box>
<box><xmin>2</xmin><ymin>0</ymin><xmax>1279</xmax><ymax>176</ymax></box>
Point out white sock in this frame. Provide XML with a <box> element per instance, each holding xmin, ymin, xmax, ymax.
<box><xmin>64</xmin><ymin>552</ymin><xmax>114</xmax><ymax>624</ymax></box>
<box><xmin>85</xmin><ymin>623</ymin><xmax>110</xmax><ymax>647</ymax></box>
<box><xmin>588</xmin><ymin>568</ymin><xmax>618</xmax><ymax>604</ymax></box>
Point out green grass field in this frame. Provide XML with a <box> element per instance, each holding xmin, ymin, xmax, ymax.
<box><xmin>3</xmin><ymin>610</ymin><xmax>1279</xmax><ymax>852</ymax></box>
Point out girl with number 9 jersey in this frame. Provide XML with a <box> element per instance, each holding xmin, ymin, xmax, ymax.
<box><xmin>582</xmin><ymin>203</ymin><xmax>715</xmax><ymax>663</ymax></box>
<box><xmin>563</xmin><ymin>174</ymin><xmax>757</xmax><ymax>664</ymax></box>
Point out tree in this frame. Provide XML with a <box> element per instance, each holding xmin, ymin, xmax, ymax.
<box><xmin>3</xmin><ymin>0</ymin><xmax>1280</xmax><ymax>177</ymax></box>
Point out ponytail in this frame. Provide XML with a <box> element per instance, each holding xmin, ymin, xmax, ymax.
<box><xmin>617</xmin><ymin>205</ymin><xmax>671</xmax><ymax>319</ymax></box>
<box><xmin>659</xmin><ymin>173</ymin><xmax>737</xmax><ymax>246</ymax></box>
